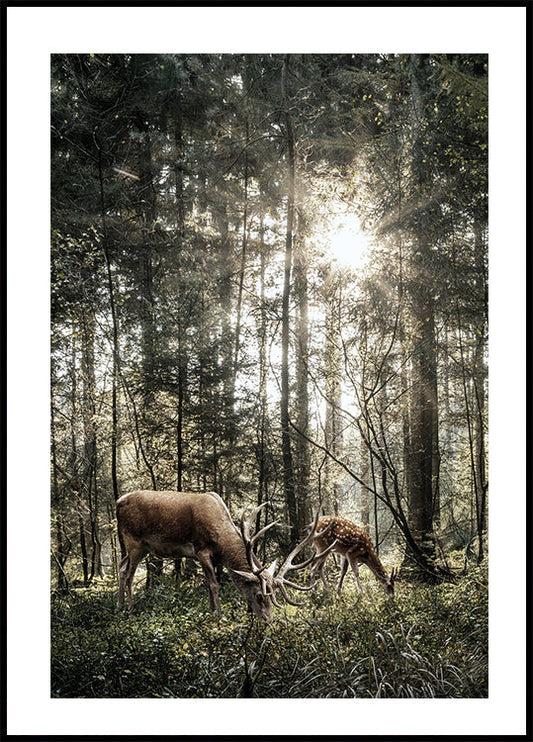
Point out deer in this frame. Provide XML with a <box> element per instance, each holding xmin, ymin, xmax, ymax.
<box><xmin>308</xmin><ymin>515</ymin><xmax>398</xmax><ymax>596</ymax></box>
<box><xmin>116</xmin><ymin>490</ymin><xmax>317</xmax><ymax>620</ymax></box>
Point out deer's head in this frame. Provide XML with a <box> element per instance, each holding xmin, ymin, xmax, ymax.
<box><xmin>235</xmin><ymin>504</ymin><xmax>319</xmax><ymax>617</ymax></box>
<box><xmin>384</xmin><ymin>566</ymin><xmax>399</xmax><ymax>596</ymax></box>
<box><xmin>230</xmin><ymin>559</ymin><xmax>278</xmax><ymax>620</ymax></box>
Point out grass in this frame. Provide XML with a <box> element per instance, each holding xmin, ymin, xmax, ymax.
<box><xmin>51</xmin><ymin>564</ymin><xmax>488</xmax><ymax>698</ymax></box>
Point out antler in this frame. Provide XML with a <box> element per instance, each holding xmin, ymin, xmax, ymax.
<box><xmin>239</xmin><ymin>502</ymin><xmax>279</xmax><ymax>592</ymax></box>
<box><xmin>239</xmin><ymin>505</ymin><xmax>339</xmax><ymax>608</ymax></box>
<box><xmin>240</xmin><ymin>502</ymin><xmax>279</xmax><ymax>553</ymax></box>
<box><xmin>272</xmin><ymin>512</ymin><xmax>339</xmax><ymax>606</ymax></box>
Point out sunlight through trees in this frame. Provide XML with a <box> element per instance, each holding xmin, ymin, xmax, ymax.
<box><xmin>51</xmin><ymin>52</ymin><xmax>488</xmax><ymax>590</ymax></box>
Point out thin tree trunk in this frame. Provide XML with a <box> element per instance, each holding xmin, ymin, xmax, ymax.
<box><xmin>51</xmin><ymin>391</ymin><xmax>69</xmax><ymax>591</ymax></box>
<box><xmin>80</xmin><ymin>306</ymin><xmax>102</xmax><ymax>580</ymax></box>
<box><xmin>68</xmin><ymin>329</ymin><xmax>89</xmax><ymax>584</ymax></box>
<box><xmin>233</xmin><ymin>118</ymin><xmax>249</xmax><ymax>398</ymax></box>
<box><xmin>174</xmin><ymin>109</ymin><xmax>187</xmax><ymax>492</ymax></box>
<box><xmin>473</xmin><ymin>223</ymin><xmax>488</xmax><ymax>561</ymax></box>
<box><xmin>97</xmin><ymin>144</ymin><xmax>120</xmax><ymax>505</ymax></box>
<box><xmin>280</xmin><ymin>55</ymin><xmax>298</xmax><ymax>544</ymax></box>
<box><xmin>257</xmin><ymin>212</ymin><xmax>269</xmax><ymax>512</ymax></box>
<box><xmin>324</xmin><ymin>271</ymin><xmax>343</xmax><ymax>516</ymax></box>
<box><xmin>174</xmin><ymin>95</ymin><xmax>186</xmax><ymax>236</ymax></box>
<box><xmin>359</xmin><ymin>427</ymin><xmax>370</xmax><ymax>531</ymax></box>
<box><xmin>214</xmin><ymin>189</ymin><xmax>235</xmax><ymax>446</ymax></box>
<box><xmin>138</xmin><ymin>130</ymin><xmax>161</xmax><ymax>589</ymax></box>
<box><xmin>294</xmin><ymin>208</ymin><xmax>311</xmax><ymax>535</ymax></box>
<box><xmin>451</xmin><ymin>222</ymin><xmax>487</xmax><ymax>563</ymax></box>
<box><xmin>78</xmin><ymin>510</ymin><xmax>89</xmax><ymax>585</ymax></box>
<box><xmin>176</xmin><ymin>320</ymin><xmax>186</xmax><ymax>491</ymax></box>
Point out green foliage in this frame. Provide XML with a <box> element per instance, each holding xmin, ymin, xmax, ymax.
<box><xmin>51</xmin><ymin>567</ymin><xmax>487</xmax><ymax>698</ymax></box>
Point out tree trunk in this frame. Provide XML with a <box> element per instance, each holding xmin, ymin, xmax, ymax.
<box><xmin>138</xmin><ymin>129</ymin><xmax>161</xmax><ymax>588</ymax></box>
<box><xmin>51</xmin><ymin>390</ymin><xmax>69</xmax><ymax>591</ymax></box>
<box><xmin>97</xmin><ymin>143</ymin><xmax>120</xmax><ymax>506</ymax></box>
<box><xmin>359</xmin><ymin>427</ymin><xmax>371</xmax><ymax>531</ymax></box>
<box><xmin>176</xmin><ymin>320</ymin><xmax>186</xmax><ymax>491</ymax></box>
<box><xmin>403</xmin><ymin>56</ymin><xmax>439</xmax><ymax>574</ymax></box>
<box><xmin>174</xmin><ymin>109</ymin><xmax>187</xmax><ymax>492</ymax></box>
<box><xmin>138</xmin><ymin>130</ymin><xmax>158</xmax><ymax>492</ymax></box>
<box><xmin>68</xmin><ymin>329</ymin><xmax>89</xmax><ymax>584</ymax></box>
<box><xmin>405</xmin><ymin>235</ymin><xmax>438</xmax><ymax>565</ymax></box>
<box><xmin>473</xmin><ymin>223</ymin><xmax>488</xmax><ymax>561</ymax></box>
<box><xmin>280</xmin><ymin>55</ymin><xmax>298</xmax><ymax>544</ymax></box>
<box><xmin>80</xmin><ymin>305</ymin><xmax>102</xmax><ymax>580</ymax></box>
<box><xmin>324</xmin><ymin>270</ymin><xmax>344</xmax><ymax>516</ymax></box>
<box><xmin>233</xmin><ymin>117</ymin><xmax>249</xmax><ymax>400</ymax></box>
<box><xmin>294</xmin><ymin>208</ymin><xmax>311</xmax><ymax>535</ymax></box>
<box><xmin>257</xmin><ymin>212</ymin><xmax>270</xmax><ymax>514</ymax></box>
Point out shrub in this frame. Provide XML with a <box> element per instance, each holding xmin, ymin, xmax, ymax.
<box><xmin>51</xmin><ymin>566</ymin><xmax>487</xmax><ymax>698</ymax></box>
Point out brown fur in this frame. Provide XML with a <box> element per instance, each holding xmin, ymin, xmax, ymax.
<box><xmin>116</xmin><ymin>490</ymin><xmax>274</xmax><ymax>618</ymax></box>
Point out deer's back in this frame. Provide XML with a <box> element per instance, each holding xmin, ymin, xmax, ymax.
<box><xmin>314</xmin><ymin>515</ymin><xmax>371</xmax><ymax>555</ymax></box>
<box><xmin>116</xmin><ymin>490</ymin><xmax>235</xmax><ymax>553</ymax></box>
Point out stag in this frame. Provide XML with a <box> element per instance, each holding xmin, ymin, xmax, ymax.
<box><xmin>116</xmin><ymin>490</ymin><xmax>316</xmax><ymax>620</ymax></box>
<box><xmin>308</xmin><ymin>515</ymin><xmax>398</xmax><ymax>596</ymax></box>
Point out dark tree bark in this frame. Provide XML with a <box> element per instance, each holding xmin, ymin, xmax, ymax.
<box><xmin>280</xmin><ymin>56</ymin><xmax>298</xmax><ymax>544</ymax></box>
<box><xmin>359</xmin><ymin>427</ymin><xmax>371</xmax><ymax>531</ymax></box>
<box><xmin>473</xmin><ymin>223</ymin><xmax>488</xmax><ymax>561</ymax></box>
<box><xmin>80</xmin><ymin>305</ymin><xmax>102</xmax><ymax>580</ymax></box>
<box><xmin>403</xmin><ymin>56</ymin><xmax>440</xmax><ymax>573</ymax></box>
<box><xmin>97</xmin><ymin>143</ymin><xmax>121</xmax><ymax>506</ymax></box>
<box><xmin>233</xmin><ymin>117</ymin><xmax>249</xmax><ymax>398</ymax></box>
<box><xmin>138</xmin><ymin>129</ymin><xmax>162</xmax><ymax>589</ymax></box>
<box><xmin>51</xmin><ymin>389</ymin><xmax>70</xmax><ymax>591</ymax></box>
<box><xmin>294</xmin><ymin>209</ymin><xmax>311</xmax><ymax>535</ymax></box>
<box><xmin>257</xmin><ymin>212</ymin><xmax>270</xmax><ymax>513</ymax></box>
<box><xmin>324</xmin><ymin>270</ymin><xmax>343</xmax><ymax>516</ymax></box>
<box><xmin>405</xmin><ymin>236</ymin><xmax>438</xmax><ymax>561</ymax></box>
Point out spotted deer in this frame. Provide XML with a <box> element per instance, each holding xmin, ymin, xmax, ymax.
<box><xmin>309</xmin><ymin>515</ymin><xmax>398</xmax><ymax>596</ymax></box>
<box><xmin>116</xmin><ymin>490</ymin><xmax>315</xmax><ymax>620</ymax></box>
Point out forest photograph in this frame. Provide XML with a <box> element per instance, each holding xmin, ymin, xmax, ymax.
<box><xmin>50</xmin><ymin>49</ymin><xmax>489</xmax><ymax>700</ymax></box>
<box><xmin>4</xmin><ymin>3</ymin><xmax>528</xmax><ymax>738</ymax></box>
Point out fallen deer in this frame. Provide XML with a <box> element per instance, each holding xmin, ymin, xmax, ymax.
<box><xmin>308</xmin><ymin>515</ymin><xmax>398</xmax><ymax>596</ymax></box>
<box><xmin>116</xmin><ymin>490</ymin><xmax>315</xmax><ymax>620</ymax></box>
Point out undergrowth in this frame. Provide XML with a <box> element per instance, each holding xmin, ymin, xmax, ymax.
<box><xmin>51</xmin><ymin>565</ymin><xmax>488</xmax><ymax>698</ymax></box>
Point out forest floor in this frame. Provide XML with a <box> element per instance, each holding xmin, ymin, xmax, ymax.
<box><xmin>51</xmin><ymin>559</ymin><xmax>487</xmax><ymax>699</ymax></box>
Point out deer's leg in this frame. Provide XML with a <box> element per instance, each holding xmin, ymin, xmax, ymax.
<box><xmin>314</xmin><ymin>552</ymin><xmax>331</xmax><ymax>593</ymax></box>
<box><xmin>337</xmin><ymin>555</ymin><xmax>349</xmax><ymax>593</ymax></box>
<box><xmin>318</xmin><ymin>559</ymin><xmax>331</xmax><ymax>593</ymax></box>
<box><xmin>310</xmin><ymin>552</ymin><xmax>331</xmax><ymax>593</ymax></box>
<box><xmin>309</xmin><ymin>555</ymin><xmax>319</xmax><ymax>586</ymax></box>
<box><xmin>347</xmin><ymin>553</ymin><xmax>363</xmax><ymax>594</ymax></box>
<box><xmin>124</xmin><ymin>546</ymin><xmax>147</xmax><ymax>611</ymax></box>
<box><xmin>197</xmin><ymin>550</ymin><xmax>221</xmax><ymax>617</ymax></box>
<box><xmin>117</xmin><ymin>554</ymin><xmax>129</xmax><ymax>609</ymax></box>
<box><xmin>309</xmin><ymin>560</ymin><xmax>318</xmax><ymax>587</ymax></box>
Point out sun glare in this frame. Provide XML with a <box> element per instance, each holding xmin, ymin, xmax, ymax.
<box><xmin>329</xmin><ymin>216</ymin><xmax>371</xmax><ymax>270</ymax></box>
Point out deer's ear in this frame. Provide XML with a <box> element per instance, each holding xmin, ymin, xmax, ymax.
<box><xmin>265</xmin><ymin>559</ymin><xmax>277</xmax><ymax>577</ymax></box>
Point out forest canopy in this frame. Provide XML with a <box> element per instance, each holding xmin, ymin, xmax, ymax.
<box><xmin>50</xmin><ymin>53</ymin><xmax>488</xmax><ymax>588</ymax></box>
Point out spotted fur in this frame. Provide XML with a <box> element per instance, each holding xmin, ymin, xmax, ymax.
<box><xmin>311</xmin><ymin>515</ymin><xmax>397</xmax><ymax>596</ymax></box>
